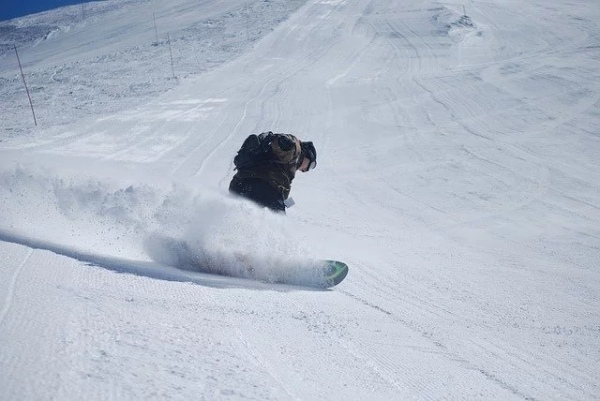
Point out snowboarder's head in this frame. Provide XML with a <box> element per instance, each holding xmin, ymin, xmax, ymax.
<box><xmin>299</xmin><ymin>141</ymin><xmax>317</xmax><ymax>172</ymax></box>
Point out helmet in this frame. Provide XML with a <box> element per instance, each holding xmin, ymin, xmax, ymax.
<box><xmin>300</xmin><ymin>141</ymin><xmax>317</xmax><ymax>170</ymax></box>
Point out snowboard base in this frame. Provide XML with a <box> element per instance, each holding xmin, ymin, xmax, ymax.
<box><xmin>321</xmin><ymin>260</ymin><xmax>349</xmax><ymax>288</ymax></box>
<box><xmin>273</xmin><ymin>259</ymin><xmax>349</xmax><ymax>289</ymax></box>
<box><xmin>144</xmin><ymin>235</ymin><xmax>349</xmax><ymax>288</ymax></box>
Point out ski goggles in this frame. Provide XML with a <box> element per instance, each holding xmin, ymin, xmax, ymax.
<box><xmin>297</xmin><ymin>154</ymin><xmax>316</xmax><ymax>171</ymax></box>
<box><xmin>300</xmin><ymin>141</ymin><xmax>317</xmax><ymax>171</ymax></box>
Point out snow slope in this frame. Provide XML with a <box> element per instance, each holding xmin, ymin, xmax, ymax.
<box><xmin>1</xmin><ymin>0</ymin><xmax>599</xmax><ymax>399</ymax></box>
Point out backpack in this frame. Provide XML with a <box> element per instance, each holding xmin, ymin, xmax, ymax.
<box><xmin>233</xmin><ymin>132</ymin><xmax>274</xmax><ymax>170</ymax></box>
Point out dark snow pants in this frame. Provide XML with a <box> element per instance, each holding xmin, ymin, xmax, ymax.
<box><xmin>229</xmin><ymin>177</ymin><xmax>286</xmax><ymax>213</ymax></box>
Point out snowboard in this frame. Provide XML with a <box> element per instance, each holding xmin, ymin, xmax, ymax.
<box><xmin>145</xmin><ymin>235</ymin><xmax>349</xmax><ymax>288</ymax></box>
<box><xmin>228</xmin><ymin>258</ymin><xmax>348</xmax><ymax>289</ymax></box>
<box><xmin>319</xmin><ymin>259</ymin><xmax>349</xmax><ymax>288</ymax></box>
<box><xmin>261</xmin><ymin>259</ymin><xmax>349</xmax><ymax>289</ymax></box>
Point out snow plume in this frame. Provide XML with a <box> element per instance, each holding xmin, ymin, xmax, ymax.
<box><xmin>0</xmin><ymin>163</ymin><xmax>319</xmax><ymax>282</ymax></box>
<box><xmin>145</xmin><ymin>195</ymin><xmax>323</xmax><ymax>285</ymax></box>
<box><xmin>0</xmin><ymin>163</ymin><xmax>181</xmax><ymax>258</ymax></box>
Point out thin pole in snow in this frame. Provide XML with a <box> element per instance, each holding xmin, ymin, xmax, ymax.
<box><xmin>152</xmin><ymin>9</ymin><xmax>159</xmax><ymax>43</ymax></box>
<box><xmin>14</xmin><ymin>45</ymin><xmax>37</xmax><ymax>126</ymax></box>
<box><xmin>244</xmin><ymin>5</ymin><xmax>250</xmax><ymax>41</ymax></box>
<box><xmin>167</xmin><ymin>32</ymin><xmax>176</xmax><ymax>79</ymax></box>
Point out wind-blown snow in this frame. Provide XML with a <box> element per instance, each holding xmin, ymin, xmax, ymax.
<box><xmin>1</xmin><ymin>0</ymin><xmax>599</xmax><ymax>399</ymax></box>
<box><xmin>0</xmin><ymin>162</ymin><xmax>320</xmax><ymax>286</ymax></box>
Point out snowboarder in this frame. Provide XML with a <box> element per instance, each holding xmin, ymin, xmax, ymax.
<box><xmin>229</xmin><ymin>131</ymin><xmax>317</xmax><ymax>213</ymax></box>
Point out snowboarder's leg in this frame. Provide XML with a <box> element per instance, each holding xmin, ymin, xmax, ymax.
<box><xmin>229</xmin><ymin>177</ymin><xmax>286</xmax><ymax>213</ymax></box>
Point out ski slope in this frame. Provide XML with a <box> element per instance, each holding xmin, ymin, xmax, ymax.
<box><xmin>1</xmin><ymin>0</ymin><xmax>599</xmax><ymax>399</ymax></box>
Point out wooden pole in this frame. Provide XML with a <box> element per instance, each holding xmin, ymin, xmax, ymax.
<box><xmin>14</xmin><ymin>45</ymin><xmax>37</xmax><ymax>126</ymax></box>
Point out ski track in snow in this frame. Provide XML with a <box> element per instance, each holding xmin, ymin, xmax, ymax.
<box><xmin>0</xmin><ymin>248</ymin><xmax>32</xmax><ymax>326</ymax></box>
<box><xmin>1</xmin><ymin>0</ymin><xmax>600</xmax><ymax>399</ymax></box>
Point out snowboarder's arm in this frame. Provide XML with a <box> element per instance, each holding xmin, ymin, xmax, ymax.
<box><xmin>270</xmin><ymin>133</ymin><xmax>302</xmax><ymax>166</ymax></box>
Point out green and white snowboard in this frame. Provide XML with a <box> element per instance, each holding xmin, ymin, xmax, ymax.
<box><xmin>320</xmin><ymin>259</ymin><xmax>349</xmax><ymax>288</ymax></box>
<box><xmin>146</xmin><ymin>235</ymin><xmax>349</xmax><ymax>288</ymax></box>
<box><xmin>251</xmin><ymin>259</ymin><xmax>349</xmax><ymax>288</ymax></box>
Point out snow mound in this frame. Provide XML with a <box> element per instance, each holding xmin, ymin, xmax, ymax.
<box><xmin>0</xmin><ymin>0</ymin><xmax>308</xmax><ymax>132</ymax></box>
<box><xmin>431</xmin><ymin>7</ymin><xmax>482</xmax><ymax>42</ymax></box>
<box><xmin>0</xmin><ymin>1</ymin><xmax>136</xmax><ymax>54</ymax></box>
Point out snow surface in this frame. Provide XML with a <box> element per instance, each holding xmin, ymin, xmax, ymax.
<box><xmin>1</xmin><ymin>0</ymin><xmax>599</xmax><ymax>399</ymax></box>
